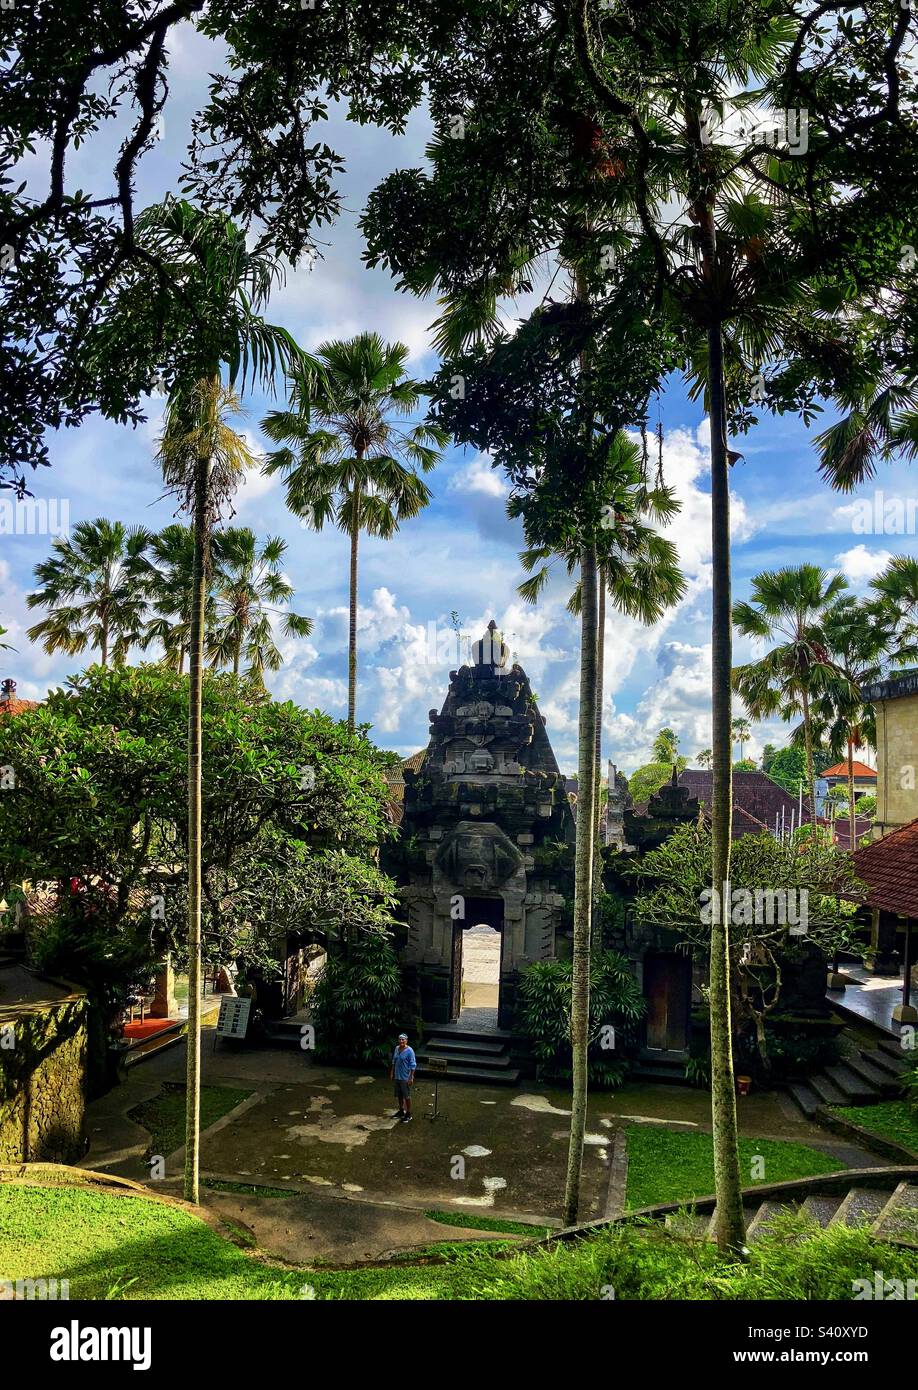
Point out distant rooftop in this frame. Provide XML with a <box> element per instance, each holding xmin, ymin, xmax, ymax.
<box><xmin>821</xmin><ymin>760</ymin><xmax>876</xmax><ymax>780</ymax></box>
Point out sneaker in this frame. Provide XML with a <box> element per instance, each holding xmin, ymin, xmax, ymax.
<box><xmin>401</xmin><ymin>1112</ymin><xmax>413</xmax><ymax>1123</ymax></box>
<box><xmin>391</xmin><ymin>1110</ymin><xmax>403</xmax><ymax>1119</ymax></box>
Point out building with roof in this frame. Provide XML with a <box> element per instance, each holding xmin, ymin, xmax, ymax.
<box><xmin>0</xmin><ymin>678</ymin><xmax>39</xmax><ymax>718</ymax></box>
<box><xmin>820</xmin><ymin>758</ymin><xmax>877</xmax><ymax>795</ymax></box>
<box><xmin>849</xmin><ymin>820</ymin><xmax>918</xmax><ymax>1024</ymax></box>
<box><xmin>861</xmin><ymin>670</ymin><xmax>918</xmax><ymax>838</ymax></box>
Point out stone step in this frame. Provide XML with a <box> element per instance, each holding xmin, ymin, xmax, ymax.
<box><xmin>801</xmin><ymin>1193</ymin><xmax>842</xmax><ymax>1228</ymax></box>
<box><xmin>860</xmin><ymin>1046</ymin><xmax>910</xmax><ymax>1079</ymax></box>
<box><xmin>664</xmin><ymin>1210</ymin><xmax>709</xmax><ymax>1239</ymax></box>
<box><xmin>808</xmin><ymin>1072</ymin><xmax>848</xmax><ymax>1106</ymax></box>
<box><xmin>426</xmin><ymin>1036</ymin><xmax>508</xmax><ymax>1056</ymax></box>
<box><xmin>425</xmin><ymin>1025</ymin><xmax>513</xmax><ymax>1044</ymax></box>
<box><xmin>746</xmin><ymin>1200</ymin><xmax>793</xmax><ymax>1243</ymax></box>
<box><xmin>872</xmin><ymin>1182</ymin><xmax>918</xmax><ymax>1242</ymax></box>
<box><xmin>415</xmin><ymin>1062</ymin><xmax>521</xmax><ymax>1085</ymax></box>
<box><xmin>877</xmin><ymin>1036</ymin><xmax>911</xmax><ymax>1061</ymax></box>
<box><xmin>787</xmin><ymin>1081</ymin><xmax>821</xmax><ymax>1118</ymax></box>
<box><xmin>416</xmin><ymin>1048</ymin><xmax>513</xmax><ymax>1070</ymax></box>
<box><xmin>705</xmin><ymin>1203</ymin><xmax>760</xmax><ymax>1241</ymax></box>
<box><xmin>844</xmin><ymin>1052</ymin><xmax>901</xmax><ymax>1095</ymax></box>
<box><xmin>823</xmin><ymin>1063</ymin><xmax>883</xmax><ymax>1105</ymax></box>
<box><xmin>831</xmin><ymin>1186</ymin><xmax>891</xmax><ymax>1228</ymax></box>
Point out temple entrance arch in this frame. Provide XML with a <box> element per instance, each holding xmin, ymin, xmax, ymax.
<box><xmin>449</xmin><ymin>895</ymin><xmax>504</xmax><ymax>1025</ymax></box>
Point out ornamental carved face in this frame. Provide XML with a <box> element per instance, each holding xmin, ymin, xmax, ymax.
<box><xmin>435</xmin><ymin>820</ymin><xmax>522</xmax><ymax>890</ymax></box>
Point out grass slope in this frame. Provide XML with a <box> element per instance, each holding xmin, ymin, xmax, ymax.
<box><xmin>831</xmin><ymin>1101</ymin><xmax>918</xmax><ymax>1156</ymax></box>
<box><xmin>625</xmin><ymin>1124</ymin><xmax>842</xmax><ymax>1210</ymax></box>
<box><xmin>3</xmin><ymin>1183</ymin><xmax>918</xmax><ymax>1301</ymax></box>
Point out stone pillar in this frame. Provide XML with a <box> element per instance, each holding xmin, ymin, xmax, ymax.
<box><xmin>865</xmin><ymin>909</ymin><xmax>901</xmax><ymax>976</ymax></box>
<box><xmin>149</xmin><ymin>954</ymin><xmax>178</xmax><ymax>1018</ymax></box>
<box><xmin>893</xmin><ymin>919</ymin><xmax>918</xmax><ymax>1024</ymax></box>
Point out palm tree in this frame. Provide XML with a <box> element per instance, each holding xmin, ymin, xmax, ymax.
<box><xmin>652</xmin><ymin>727</ymin><xmax>680</xmax><ymax>766</ymax></box>
<box><xmin>143</xmin><ymin>524</ymin><xmax>202</xmax><ymax>673</ymax></box>
<box><xmin>94</xmin><ymin>196</ymin><xmax>305</xmax><ymax>1204</ymax></box>
<box><xmin>733</xmin><ymin>566</ymin><xmax>848</xmax><ymax>831</ymax></box>
<box><xmin>813</xmin><ymin>596</ymin><xmax>887</xmax><ymax>851</ymax></box>
<box><xmin>731</xmin><ymin>716</ymin><xmax>752</xmax><ymax>762</ymax></box>
<box><xmin>696</xmin><ymin>748</ymin><xmax>713</xmax><ymax>769</ymax></box>
<box><xmin>872</xmin><ymin>556</ymin><xmax>918</xmax><ymax>666</ymax></box>
<box><xmin>27</xmin><ymin>519</ymin><xmax>152</xmax><ymax>666</ymax></box>
<box><xmin>514</xmin><ymin>426</ymin><xmax>684</xmax><ymax>1227</ymax></box>
<box><xmin>208</xmin><ymin>529</ymin><xmax>312</xmax><ymax>682</ymax></box>
<box><xmin>262</xmin><ymin>333</ymin><xmax>448</xmax><ymax>728</ymax></box>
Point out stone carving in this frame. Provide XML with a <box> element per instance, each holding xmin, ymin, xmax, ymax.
<box><xmin>435</xmin><ymin>820</ymin><xmax>522</xmax><ymax>891</ymax></box>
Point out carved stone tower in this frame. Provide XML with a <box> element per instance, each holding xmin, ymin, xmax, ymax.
<box><xmin>397</xmin><ymin>622</ymin><xmax>574</xmax><ymax>1029</ymax></box>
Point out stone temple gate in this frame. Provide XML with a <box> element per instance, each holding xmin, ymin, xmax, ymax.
<box><xmin>397</xmin><ymin>622</ymin><xmax>574</xmax><ymax>1030</ymax></box>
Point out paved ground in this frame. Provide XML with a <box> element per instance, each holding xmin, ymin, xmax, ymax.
<box><xmin>80</xmin><ymin>1027</ymin><xmax>887</xmax><ymax>1264</ymax></box>
<box><xmin>828</xmin><ymin>962</ymin><xmax>914</xmax><ymax>1036</ymax></box>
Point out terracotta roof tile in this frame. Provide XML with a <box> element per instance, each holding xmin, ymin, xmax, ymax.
<box><xmin>821</xmin><ymin>760</ymin><xmax>876</xmax><ymax>779</ymax></box>
<box><xmin>850</xmin><ymin>818</ymin><xmax>918</xmax><ymax>918</ymax></box>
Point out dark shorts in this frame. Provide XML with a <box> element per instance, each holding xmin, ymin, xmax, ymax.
<box><xmin>394</xmin><ymin>1079</ymin><xmax>411</xmax><ymax>1100</ymax></box>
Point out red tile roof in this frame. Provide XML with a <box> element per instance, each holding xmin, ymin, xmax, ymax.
<box><xmin>679</xmin><ymin>769</ymin><xmax>808</xmax><ymax>832</ymax></box>
<box><xmin>0</xmin><ymin>696</ymin><xmax>39</xmax><ymax>717</ymax></box>
<box><xmin>821</xmin><ymin>760</ymin><xmax>876</xmax><ymax>780</ymax></box>
<box><xmin>850</xmin><ymin>819</ymin><xmax>918</xmax><ymax>917</ymax></box>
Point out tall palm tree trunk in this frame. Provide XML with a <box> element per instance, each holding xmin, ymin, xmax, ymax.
<box><xmin>801</xmin><ymin>687</ymin><xmax>817</xmax><ymax>827</ymax></box>
<box><xmin>707</xmin><ymin>313</ymin><xmax>745</xmax><ymax>1253</ymax></box>
<box><xmin>184</xmin><ymin>444</ymin><xmax>210</xmax><ymax>1205</ymax></box>
<box><xmin>563</xmin><ymin>541</ymin><xmax>598</xmax><ymax>1226</ymax></box>
<box><xmin>847</xmin><ymin>737</ymin><xmax>856</xmax><ymax>850</ymax></box>
<box><xmin>347</xmin><ymin>480</ymin><xmax>361</xmax><ymax>730</ymax></box>
<box><xmin>593</xmin><ymin>572</ymin><xmax>606</xmax><ymax>927</ymax></box>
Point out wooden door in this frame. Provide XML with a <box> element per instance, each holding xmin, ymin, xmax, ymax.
<box><xmin>449</xmin><ymin>923</ymin><xmax>463</xmax><ymax>1020</ymax></box>
<box><xmin>644</xmin><ymin>953</ymin><xmax>691</xmax><ymax>1051</ymax></box>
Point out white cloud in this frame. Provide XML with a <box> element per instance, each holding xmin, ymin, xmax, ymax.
<box><xmin>448</xmin><ymin>455</ymin><xmax>508</xmax><ymax>499</ymax></box>
<box><xmin>833</xmin><ymin>543</ymin><xmax>893</xmax><ymax>588</ymax></box>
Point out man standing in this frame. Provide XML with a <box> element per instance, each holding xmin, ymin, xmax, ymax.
<box><xmin>390</xmin><ymin>1032</ymin><xmax>416</xmax><ymax>1123</ymax></box>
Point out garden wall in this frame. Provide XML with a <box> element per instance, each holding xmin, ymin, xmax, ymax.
<box><xmin>0</xmin><ymin>968</ymin><xmax>88</xmax><ymax>1163</ymax></box>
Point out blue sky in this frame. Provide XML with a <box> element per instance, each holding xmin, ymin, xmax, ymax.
<box><xmin>2</xmin><ymin>21</ymin><xmax>915</xmax><ymax>775</ymax></box>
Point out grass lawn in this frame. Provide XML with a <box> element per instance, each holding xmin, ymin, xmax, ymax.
<box><xmin>128</xmin><ymin>1082</ymin><xmax>252</xmax><ymax>1159</ymax></box>
<box><xmin>624</xmin><ymin>1124</ymin><xmax>843</xmax><ymax>1210</ymax></box>
<box><xmin>831</xmin><ymin>1101</ymin><xmax>918</xmax><ymax>1156</ymax></box>
<box><xmin>423</xmin><ymin>1210</ymin><xmax>553</xmax><ymax>1237</ymax></box>
<box><xmin>3</xmin><ymin>1182</ymin><xmax>918</xmax><ymax>1301</ymax></box>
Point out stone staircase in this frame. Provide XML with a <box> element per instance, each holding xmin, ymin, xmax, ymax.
<box><xmin>415</xmin><ymin>1026</ymin><xmax>520</xmax><ymax>1085</ymax></box>
<box><xmin>787</xmin><ymin>1035</ymin><xmax>910</xmax><ymax>1118</ymax></box>
<box><xmin>663</xmin><ymin>1176</ymin><xmax>918</xmax><ymax>1246</ymax></box>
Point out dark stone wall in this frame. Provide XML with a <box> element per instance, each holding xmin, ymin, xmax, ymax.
<box><xmin>0</xmin><ymin>993</ymin><xmax>88</xmax><ymax>1163</ymax></box>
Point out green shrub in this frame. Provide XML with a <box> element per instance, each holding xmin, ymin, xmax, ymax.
<box><xmin>516</xmin><ymin>950</ymin><xmax>644</xmax><ymax>1087</ymax></box>
<box><xmin>311</xmin><ymin>932</ymin><xmax>402</xmax><ymax>1065</ymax></box>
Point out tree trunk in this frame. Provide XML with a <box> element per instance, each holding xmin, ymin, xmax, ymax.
<box><xmin>347</xmin><ymin>481</ymin><xmax>361</xmax><ymax>731</ymax></box>
<box><xmin>184</xmin><ymin>445</ymin><xmax>210</xmax><ymax>1205</ymax></box>
<box><xmin>592</xmin><ymin>570</ymin><xmax>606</xmax><ymax>934</ymax></box>
<box><xmin>101</xmin><ymin>615</ymin><xmax>109</xmax><ymax>668</ymax></box>
<box><xmin>847</xmin><ymin>736</ymin><xmax>856</xmax><ymax>850</ymax></box>
<box><xmin>802</xmin><ymin>686</ymin><xmax>817</xmax><ymax>827</ymax></box>
<box><xmin>563</xmin><ymin>541</ymin><xmax>598</xmax><ymax>1227</ymax></box>
<box><xmin>707</xmin><ymin>313</ymin><xmax>746</xmax><ymax>1254</ymax></box>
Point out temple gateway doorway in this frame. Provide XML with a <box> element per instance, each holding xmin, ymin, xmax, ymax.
<box><xmin>643</xmin><ymin>951</ymin><xmax>692</xmax><ymax>1052</ymax></box>
<box><xmin>450</xmin><ymin>895</ymin><xmax>504</xmax><ymax>1025</ymax></box>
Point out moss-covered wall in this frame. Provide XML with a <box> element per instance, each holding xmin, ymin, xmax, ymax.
<box><xmin>0</xmin><ymin>993</ymin><xmax>88</xmax><ymax>1163</ymax></box>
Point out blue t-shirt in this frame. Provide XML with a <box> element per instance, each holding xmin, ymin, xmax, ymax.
<box><xmin>392</xmin><ymin>1045</ymin><xmax>417</xmax><ymax>1080</ymax></box>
